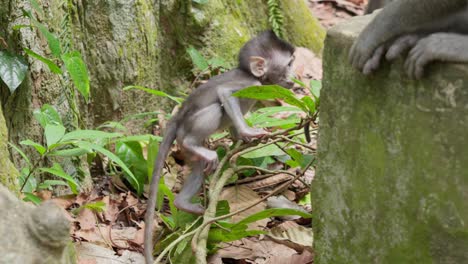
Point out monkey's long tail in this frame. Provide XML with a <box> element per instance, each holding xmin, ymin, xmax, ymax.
<box><xmin>144</xmin><ymin>122</ymin><xmax>178</xmax><ymax>264</ymax></box>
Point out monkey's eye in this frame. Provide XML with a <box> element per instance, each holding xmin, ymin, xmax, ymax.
<box><xmin>287</xmin><ymin>56</ymin><xmax>295</xmax><ymax>67</ymax></box>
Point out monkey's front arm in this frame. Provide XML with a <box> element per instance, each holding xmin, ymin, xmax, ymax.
<box><xmin>217</xmin><ymin>86</ymin><xmax>267</xmax><ymax>141</ymax></box>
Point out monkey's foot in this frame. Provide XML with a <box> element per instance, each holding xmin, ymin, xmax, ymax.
<box><xmin>174</xmin><ymin>199</ymin><xmax>205</xmax><ymax>215</ymax></box>
<box><xmin>202</xmin><ymin>151</ymin><xmax>218</xmax><ymax>173</ymax></box>
<box><xmin>239</xmin><ymin>127</ymin><xmax>267</xmax><ymax>142</ymax></box>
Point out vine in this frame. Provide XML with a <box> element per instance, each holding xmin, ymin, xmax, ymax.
<box><xmin>267</xmin><ymin>0</ymin><xmax>284</xmax><ymax>38</ymax></box>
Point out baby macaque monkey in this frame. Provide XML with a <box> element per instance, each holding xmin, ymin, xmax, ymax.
<box><xmin>144</xmin><ymin>30</ymin><xmax>295</xmax><ymax>263</ymax></box>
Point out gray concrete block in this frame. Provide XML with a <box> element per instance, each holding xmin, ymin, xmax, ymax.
<box><xmin>314</xmin><ymin>14</ymin><xmax>468</xmax><ymax>264</ymax></box>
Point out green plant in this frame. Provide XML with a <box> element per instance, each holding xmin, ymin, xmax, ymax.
<box><xmin>141</xmin><ymin>83</ymin><xmax>319</xmax><ymax>261</ymax></box>
<box><xmin>267</xmin><ymin>0</ymin><xmax>285</xmax><ymax>38</ymax></box>
<box><xmin>1</xmin><ymin>2</ymin><xmax>91</xmax><ymax>129</ymax></box>
<box><xmin>10</xmin><ymin>104</ymin><xmax>154</xmax><ymax>202</ymax></box>
<box><xmin>186</xmin><ymin>46</ymin><xmax>230</xmax><ymax>88</ymax></box>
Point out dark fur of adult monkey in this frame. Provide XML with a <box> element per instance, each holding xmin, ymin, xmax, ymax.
<box><xmin>365</xmin><ymin>0</ymin><xmax>393</xmax><ymax>14</ymax></box>
<box><xmin>351</xmin><ymin>0</ymin><xmax>468</xmax><ymax>78</ymax></box>
<box><xmin>144</xmin><ymin>31</ymin><xmax>295</xmax><ymax>264</ymax></box>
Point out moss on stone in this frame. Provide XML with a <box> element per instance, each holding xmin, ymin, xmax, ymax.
<box><xmin>314</xmin><ymin>14</ymin><xmax>468</xmax><ymax>263</ymax></box>
<box><xmin>281</xmin><ymin>0</ymin><xmax>325</xmax><ymax>55</ymax></box>
<box><xmin>0</xmin><ymin>106</ymin><xmax>19</xmax><ymax>194</ymax></box>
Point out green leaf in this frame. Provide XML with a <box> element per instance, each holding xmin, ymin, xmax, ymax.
<box><xmin>159</xmin><ymin>184</ymin><xmax>179</xmax><ymax>225</ymax></box>
<box><xmin>76</xmin><ymin>141</ymin><xmax>139</xmax><ymax>190</ymax></box>
<box><xmin>23</xmin><ymin>48</ymin><xmax>62</xmax><ymax>74</ymax></box>
<box><xmin>83</xmin><ymin>201</ymin><xmax>106</xmax><ymax>212</ymax></box>
<box><xmin>249</xmin><ymin>115</ymin><xmax>300</xmax><ymax>128</ymax></box>
<box><xmin>159</xmin><ymin>214</ymin><xmax>176</xmax><ymax>230</ymax></box>
<box><xmin>44</xmin><ymin>124</ymin><xmax>66</xmax><ymax>147</ymax></box>
<box><xmin>301</xmin><ymin>96</ymin><xmax>316</xmax><ymax>114</ymax></box>
<box><xmin>9</xmin><ymin>143</ymin><xmax>32</xmax><ymax>166</ymax></box>
<box><xmin>115</xmin><ymin>141</ymin><xmax>147</xmax><ymax>194</ymax></box>
<box><xmin>48</xmin><ymin>147</ymin><xmax>89</xmax><ymax>157</ymax></box>
<box><xmin>19</xmin><ymin>168</ymin><xmax>36</xmax><ymax>193</ymax></box>
<box><xmin>310</xmin><ymin>79</ymin><xmax>321</xmax><ymax>98</ymax></box>
<box><xmin>234</xmin><ymin>208</ymin><xmax>312</xmax><ymax>228</ymax></box>
<box><xmin>61</xmin><ymin>130</ymin><xmax>121</xmax><ymax>142</ymax></box>
<box><xmin>38</xmin><ymin>180</ymin><xmax>69</xmax><ymax>189</ymax></box>
<box><xmin>186</xmin><ymin>46</ymin><xmax>209</xmax><ymax>71</ymax></box>
<box><xmin>216</xmin><ymin>200</ymin><xmax>230</xmax><ymax>217</ymax></box>
<box><xmin>286</xmin><ymin>148</ymin><xmax>303</xmax><ymax>168</ymax></box>
<box><xmin>299</xmin><ymin>193</ymin><xmax>311</xmax><ymax>206</ymax></box>
<box><xmin>31</xmin><ymin>18</ymin><xmax>62</xmax><ymax>57</ymax></box>
<box><xmin>20</xmin><ymin>139</ymin><xmax>46</xmax><ymax>155</ymax></box>
<box><xmin>115</xmin><ymin>134</ymin><xmax>162</xmax><ymax>143</ymax></box>
<box><xmin>33</xmin><ymin>104</ymin><xmax>62</xmax><ymax>128</ymax></box>
<box><xmin>192</xmin><ymin>0</ymin><xmax>208</xmax><ymax>4</ymax></box>
<box><xmin>97</xmin><ymin>121</ymin><xmax>127</xmax><ymax>132</ymax></box>
<box><xmin>207</xmin><ymin>57</ymin><xmax>229</xmax><ymax>69</ymax></box>
<box><xmin>208</xmin><ymin>228</ymin><xmax>265</xmax><ymax>243</ymax></box>
<box><xmin>241</xmin><ymin>144</ymin><xmax>285</xmax><ymax>159</ymax></box>
<box><xmin>0</xmin><ymin>50</ymin><xmax>28</xmax><ymax>93</ymax></box>
<box><xmin>248</xmin><ymin>106</ymin><xmax>302</xmax><ymax>128</ymax></box>
<box><xmin>30</xmin><ymin>0</ymin><xmax>44</xmax><ymax>15</ymax></box>
<box><xmin>233</xmin><ymin>85</ymin><xmax>308</xmax><ymax>112</ymax></box>
<box><xmin>170</xmin><ymin>237</ymin><xmax>196</xmax><ymax>264</ymax></box>
<box><xmin>23</xmin><ymin>192</ymin><xmax>42</xmax><ymax>205</ymax></box>
<box><xmin>62</xmin><ymin>51</ymin><xmax>90</xmax><ymax>101</ymax></box>
<box><xmin>123</xmin><ymin>85</ymin><xmax>183</xmax><ymax>105</ymax></box>
<box><xmin>39</xmin><ymin>163</ymin><xmax>79</xmax><ymax>194</ymax></box>
<box><xmin>292</xmin><ymin>78</ymin><xmax>306</xmax><ymax>88</ymax></box>
<box><xmin>12</xmin><ymin>24</ymin><xmax>34</xmax><ymax>31</ymax></box>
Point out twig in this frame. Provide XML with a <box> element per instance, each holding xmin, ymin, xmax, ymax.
<box><xmin>192</xmin><ymin>144</ymin><xmax>316</xmax><ymax>263</ymax></box>
<box><xmin>153</xmin><ymin>216</ymin><xmax>202</xmax><ymax>264</ymax></box>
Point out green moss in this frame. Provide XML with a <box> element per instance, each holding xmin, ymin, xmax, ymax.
<box><xmin>198</xmin><ymin>0</ymin><xmax>268</xmax><ymax>66</ymax></box>
<box><xmin>281</xmin><ymin>0</ymin><xmax>325</xmax><ymax>55</ymax></box>
<box><xmin>314</xmin><ymin>14</ymin><xmax>468</xmax><ymax>263</ymax></box>
<box><xmin>0</xmin><ymin>107</ymin><xmax>19</xmax><ymax>194</ymax></box>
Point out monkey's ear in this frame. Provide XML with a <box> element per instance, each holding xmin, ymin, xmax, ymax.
<box><xmin>249</xmin><ymin>56</ymin><xmax>268</xmax><ymax>77</ymax></box>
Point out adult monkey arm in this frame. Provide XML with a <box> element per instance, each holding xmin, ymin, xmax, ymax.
<box><xmin>365</xmin><ymin>0</ymin><xmax>393</xmax><ymax>15</ymax></box>
<box><xmin>349</xmin><ymin>0</ymin><xmax>466</xmax><ymax>72</ymax></box>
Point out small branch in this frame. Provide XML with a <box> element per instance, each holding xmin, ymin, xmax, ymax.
<box><xmin>279</xmin><ymin>135</ymin><xmax>317</xmax><ymax>151</ymax></box>
<box><xmin>153</xmin><ymin>217</ymin><xmax>202</xmax><ymax>264</ymax></box>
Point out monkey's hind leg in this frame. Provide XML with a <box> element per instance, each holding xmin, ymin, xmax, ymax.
<box><xmin>174</xmin><ymin>160</ymin><xmax>206</xmax><ymax>215</ymax></box>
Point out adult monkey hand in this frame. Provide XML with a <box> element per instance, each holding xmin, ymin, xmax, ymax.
<box><xmin>349</xmin><ymin>0</ymin><xmax>466</xmax><ymax>75</ymax></box>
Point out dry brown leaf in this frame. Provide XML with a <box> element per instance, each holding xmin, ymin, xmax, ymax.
<box><xmin>243</xmin><ymin>173</ymin><xmax>292</xmax><ymax>190</ymax></box>
<box><xmin>220</xmin><ymin>186</ymin><xmax>267</xmax><ymax>229</ymax></box>
<box><xmin>130</xmin><ymin>222</ymin><xmax>145</xmax><ymax>245</ymax></box>
<box><xmin>76</xmin><ymin>242</ymin><xmax>144</xmax><ymax>264</ymax></box>
<box><xmin>99</xmin><ymin>196</ymin><xmax>119</xmax><ymax>223</ymax></box>
<box><xmin>282</xmin><ymin>190</ymin><xmax>296</xmax><ymax>201</ymax></box>
<box><xmin>109</xmin><ymin>227</ymin><xmax>138</xmax><ymax>248</ymax></box>
<box><xmin>75</xmin><ymin>224</ymin><xmax>111</xmax><ymax>247</ymax></box>
<box><xmin>267</xmin><ymin>222</ymin><xmax>313</xmax><ymax>253</ymax></box>
<box><xmin>266</xmin><ymin>196</ymin><xmax>308</xmax><ymax>220</ymax></box>
<box><xmin>215</xmin><ymin>238</ymin><xmax>303</xmax><ymax>263</ymax></box>
<box><xmin>77</xmin><ymin>208</ymin><xmax>97</xmax><ymax>231</ymax></box>
<box><xmin>51</xmin><ymin>195</ymin><xmax>75</xmax><ymax>209</ymax></box>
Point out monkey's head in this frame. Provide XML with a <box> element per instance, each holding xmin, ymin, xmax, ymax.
<box><xmin>239</xmin><ymin>30</ymin><xmax>296</xmax><ymax>89</ymax></box>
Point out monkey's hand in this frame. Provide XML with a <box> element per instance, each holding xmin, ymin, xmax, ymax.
<box><xmin>361</xmin><ymin>34</ymin><xmax>423</xmax><ymax>75</ymax></box>
<box><xmin>238</xmin><ymin>127</ymin><xmax>268</xmax><ymax>142</ymax></box>
<box><xmin>349</xmin><ymin>19</ymin><xmax>390</xmax><ymax>72</ymax></box>
<box><xmin>404</xmin><ymin>33</ymin><xmax>468</xmax><ymax>79</ymax></box>
<box><xmin>202</xmin><ymin>150</ymin><xmax>219</xmax><ymax>173</ymax></box>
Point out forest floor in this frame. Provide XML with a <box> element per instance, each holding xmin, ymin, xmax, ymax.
<box><xmin>47</xmin><ymin>1</ymin><xmax>368</xmax><ymax>263</ymax></box>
